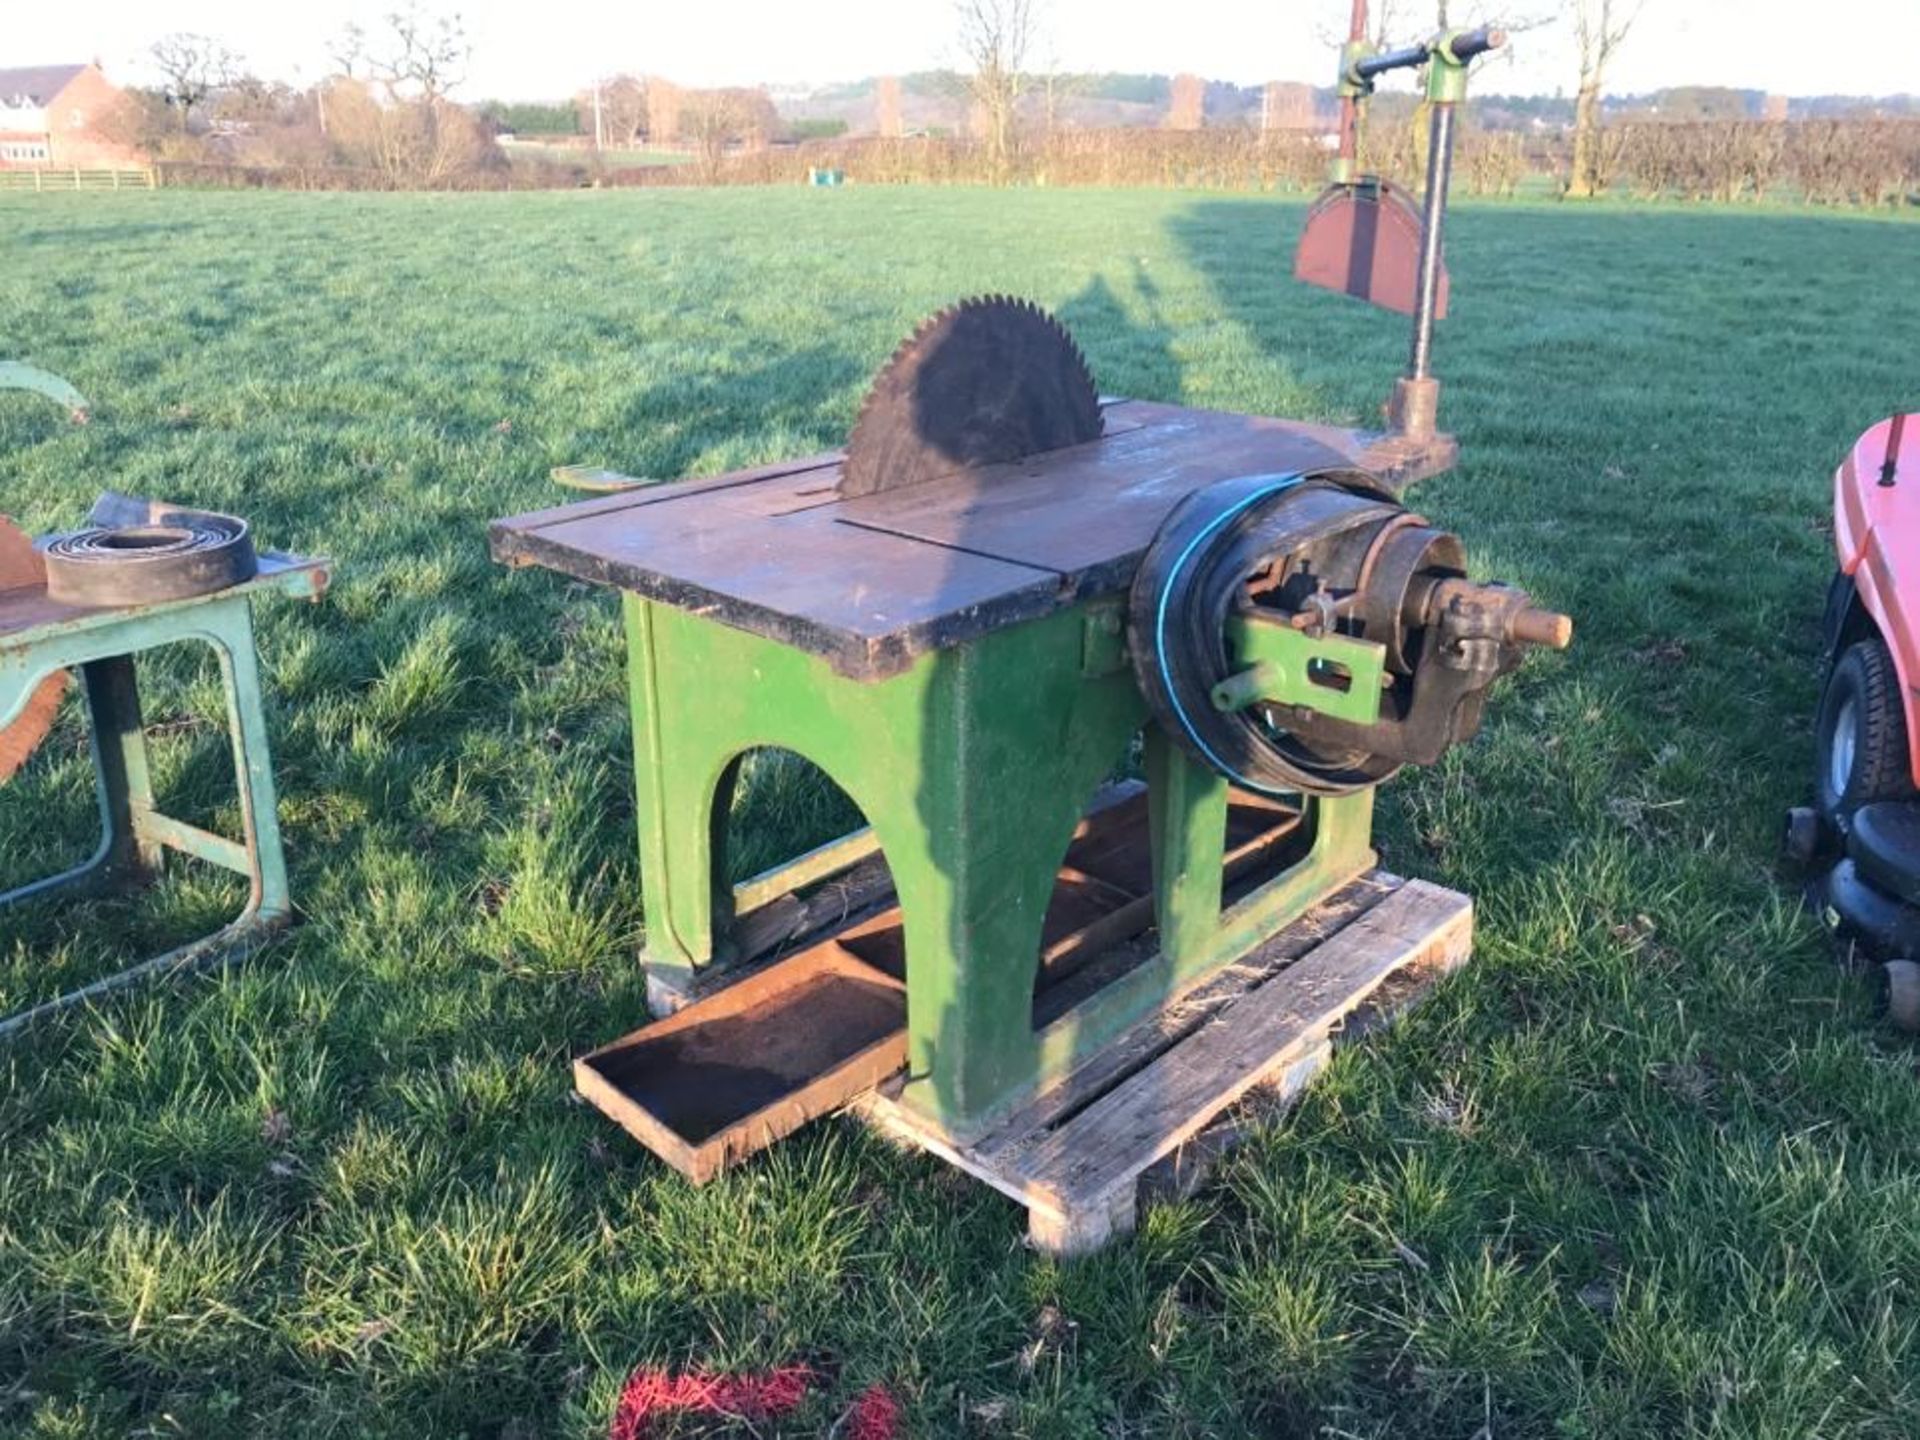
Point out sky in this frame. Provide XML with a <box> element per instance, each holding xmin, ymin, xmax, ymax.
<box><xmin>9</xmin><ymin>1</ymin><xmax>1919</xmax><ymax>102</ymax></box>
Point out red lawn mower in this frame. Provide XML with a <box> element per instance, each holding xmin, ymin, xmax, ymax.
<box><xmin>1786</xmin><ymin>413</ymin><xmax>1920</xmax><ymax>1027</ymax></box>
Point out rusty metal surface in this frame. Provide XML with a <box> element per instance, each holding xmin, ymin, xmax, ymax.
<box><xmin>0</xmin><ymin>519</ymin><xmax>65</xmax><ymax>781</ymax></box>
<box><xmin>490</xmin><ymin>400</ymin><xmax>1456</xmax><ymax>681</ymax></box>
<box><xmin>1294</xmin><ymin>180</ymin><xmax>1448</xmax><ymax>319</ymax></box>
<box><xmin>840</xmin><ymin>296</ymin><xmax>1103</xmax><ymax>498</ymax></box>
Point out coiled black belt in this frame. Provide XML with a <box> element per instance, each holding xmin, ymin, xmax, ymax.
<box><xmin>44</xmin><ymin>492</ymin><xmax>257</xmax><ymax>607</ymax></box>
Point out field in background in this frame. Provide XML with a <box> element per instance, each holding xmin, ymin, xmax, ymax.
<box><xmin>1</xmin><ymin>187</ymin><xmax>1918</xmax><ymax>1437</ymax></box>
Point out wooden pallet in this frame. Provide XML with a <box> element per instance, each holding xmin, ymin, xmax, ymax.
<box><xmin>855</xmin><ymin>870</ymin><xmax>1472</xmax><ymax>1256</ymax></box>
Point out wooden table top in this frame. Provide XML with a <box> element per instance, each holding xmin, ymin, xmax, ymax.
<box><xmin>489</xmin><ymin>400</ymin><xmax>1454</xmax><ymax>681</ymax></box>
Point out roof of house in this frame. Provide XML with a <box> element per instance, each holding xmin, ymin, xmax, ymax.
<box><xmin>0</xmin><ymin>65</ymin><xmax>89</xmax><ymax>108</ymax></box>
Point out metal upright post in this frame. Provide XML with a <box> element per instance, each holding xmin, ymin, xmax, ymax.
<box><xmin>1387</xmin><ymin>26</ymin><xmax>1503</xmax><ymax>441</ymax></box>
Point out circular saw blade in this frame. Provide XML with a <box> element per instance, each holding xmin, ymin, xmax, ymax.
<box><xmin>0</xmin><ymin>518</ymin><xmax>66</xmax><ymax>784</ymax></box>
<box><xmin>840</xmin><ymin>295</ymin><xmax>1103</xmax><ymax>498</ymax></box>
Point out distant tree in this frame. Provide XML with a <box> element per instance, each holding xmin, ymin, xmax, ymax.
<box><xmin>955</xmin><ymin>0</ymin><xmax>1036</xmax><ymax>178</ymax></box>
<box><xmin>791</xmin><ymin>117</ymin><xmax>850</xmax><ymax>141</ymax></box>
<box><xmin>677</xmin><ymin>88</ymin><xmax>778</xmax><ymax>179</ymax></box>
<box><xmin>1652</xmin><ymin>86</ymin><xmax>1754</xmax><ymax>121</ymax></box>
<box><xmin>369</xmin><ymin>3</ymin><xmax>468</xmax><ymax>104</ymax></box>
<box><xmin>325</xmin><ymin>8</ymin><xmax>495</xmax><ymax>185</ymax></box>
<box><xmin>1262</xmin><ymin>80</ymin><xmax>1316</xmax><ymax>132</ymax></box>
<box><xmin>150</xmin><ymin>33</ymin><xmax>240</xmax><ymax>132</ymax></box>
<box><xmin>326</xmin><ymin>74</ymin><xmax>494</xmax><ymax>185</ymax></box>
<box><xmin>875</xmin><ymin>75</ymin><xmax>904</xmax><ymax>137</ymax></box>
<box><xmin>97</xmin><ymin>87</ymin><xmax>181</xmax><ymax>159</ymax></box>
<box><xmin>474</xmin><ymin>99</ymin><xmax>578</xmax><ymax>135</ymax></box>
<box><xmin>578</xmin><ymin>75</ymin><xmax>647</xmax><ymax>146</ymax></box>
<box><xmin>1566</xmin><ymin>0</ymin><xmax>1645</xmax><ymax>196</ymax></box>
<box><xmin>647</xmin><ymin>78</ymin><xmax>684</xmax><ymax>148</ymax></box>
<box><xmin>1166</xmin><ymin>72</ymin><xmax>1205</xmax><ymax>130</ymax></box>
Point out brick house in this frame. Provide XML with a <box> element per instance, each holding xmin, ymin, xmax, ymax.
<box><xmin>0</xmin><ymin>63</ymin><xmax>143</xmax><ymax>168</ymax></box>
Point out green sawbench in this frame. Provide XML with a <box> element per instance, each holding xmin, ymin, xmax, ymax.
<box><xmin>490</xmin><ymin>299</ymin><xmax>1565</xmax><ymax>1254</ymax></box>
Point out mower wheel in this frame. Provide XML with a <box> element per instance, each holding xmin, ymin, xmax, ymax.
<box><xmin>1885</xmin><ymin>960</ymin><xmax>1920</xmax><ymax>1033</ymax></box>
<box><xmin>1816</xmin><ymin>638</ymin><xmax>1914</xmax><ymax>823</ymax></box>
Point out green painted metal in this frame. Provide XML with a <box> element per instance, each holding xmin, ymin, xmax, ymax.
<box><xmin>624</xmin><ymin>588</ymin><xmax>1382</xmax><ymax>1133</ymax></box>
<box><xmin>0</xmin><ymin>558</ymin><xmax>324</xmax><ymax>1040</ymax></box>
<box><xmin>0</xmin><ymin>362</ymin><xmax>88</xmax><ymax>419</ymax></box>
<box><xmin>551</xmin><ymin>464</ymin><xmax>655</xmax><ymax>493</ymax></box>
<box><xmin>1216</xmin><ymin>614</ymin><xmax>1386</xmax><ymax>726</ymax></box>
<box><xmin>1337</xmin><ymin>39</ymin><xmax>1373</xmax><ymax>99</ymax></box>
<box><xmin>1427</xmin><ymin>31</ymin><xmax>1474</xmax><ymax>105</ymax></box>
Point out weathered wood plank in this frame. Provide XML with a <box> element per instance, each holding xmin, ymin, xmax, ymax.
<box><xmin>985</xmin><ymin>870</ymin><xmax>1399</xmax><ymax>1159</ymax></box>
<box><xmin>486</xmin><ymin>401</ymin><xmax>1456</xmax><ymax>679</ymax></box>
<box><xmin>1015</xmin><ymin>881</ymin><xmax>1472</xmax><ymax>1206</ymax></box>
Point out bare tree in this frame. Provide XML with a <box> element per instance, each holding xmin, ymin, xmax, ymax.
<box><xmin>325</xmin><ymin>8</ymin><xmax>490</xmax><ymax>186</ymax></box>
<box><xmin>368</xmin><ymin>4</ymin><xmax>469</xmax><ymax>104</ymax></box>
<box><xmin>955</xmin><ymin>0</ymin><xmax>1035</xmax><ymax>179</ymax></box>
<box><xmin>579</xmin><ymin>75</ymin><xmax>647</xmax><ymax>148</ymax></box>
<box><xmin>647</xmin><ymin>78</ymin><xmax>683</xmax><ymax>147</ymax></box>
<box><xmin>150</xmin><ymin>33</ymin><xmax>240</xmax><ymax>132</ymax></box>
<box><xmin>1566</xmin><ymin>0</ymin><xmax>1644</xmax><ymax>196</ymax></box>
<box><xmin>675</xmin><ymin>88</ymin><xmax>778</xmax><ymax>179</ymax></box>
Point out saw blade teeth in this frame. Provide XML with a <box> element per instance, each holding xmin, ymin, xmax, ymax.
<box><xmin>841</xmin><ymin>294</ymin><xmax>1104</xmax><ymax>498</ymax></box>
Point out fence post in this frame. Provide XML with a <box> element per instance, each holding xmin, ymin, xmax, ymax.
<box><xmin>112</xmin><ymin>169</ymin><xmax>120</xmax><ymax>190</ymax></box>
<box><xmin>34</xmin><ymin>169</ymin><xmax>42</xmax><ymax>192</ymax></box>
<box><xmin>72</xmin><ymin>167</ymin><xmax>80</xmax><ymax>191</ymax></box>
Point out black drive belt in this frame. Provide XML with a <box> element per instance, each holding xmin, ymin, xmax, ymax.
<box><xmin>43</xmin><ymin>492</ymin><xmax>258</xmax><ymax>607</ymax></box>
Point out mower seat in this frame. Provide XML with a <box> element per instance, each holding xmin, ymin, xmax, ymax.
<box><xmin>1847</xmin><ymin>802</ymin><xmax>1920</xmax><ymax>908</ymax></box>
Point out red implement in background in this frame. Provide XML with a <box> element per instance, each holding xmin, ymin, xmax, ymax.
<box><xmin>1835</xmin><ymin>413</ymin><xmax>1920</xmax><ymax>785</ymax></box>
<box><xmin>1295</xmin><ymin>178</ymin><xmax>1447</xmax><ymax>318</ymax></box>
<box><xmin>1292</xmin><ymin>0</ymin><xmax>1449</xmax><ymax>317</ymax></box>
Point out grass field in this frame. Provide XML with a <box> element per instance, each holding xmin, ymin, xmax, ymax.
<box><xmin>1</xmin><ymin>185</ymin><xmax>1918</xmax><ymax>1438</ymax></box>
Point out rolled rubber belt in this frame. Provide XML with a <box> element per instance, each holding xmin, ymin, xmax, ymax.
<box><xmin>43</xmin><ymin>501</ymin><xmax>257</xmax><ymax>607</ymax></box>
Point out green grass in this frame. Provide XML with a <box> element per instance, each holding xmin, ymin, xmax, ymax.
<box><xmin>1</xmin><ymin>185</ymin><xmax>1918</xmax><ymax>1437</ymax></box>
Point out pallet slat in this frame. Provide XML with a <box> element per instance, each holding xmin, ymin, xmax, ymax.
<box><xmin>858</xmin><ymin>870</ymin><xmax>1473</xmax><ymax>1256</ymax></box>
<box><xmin>1018</xmin><ymin>880</ymin><xmax>1471</xmax><ymax>1205</ymax></box>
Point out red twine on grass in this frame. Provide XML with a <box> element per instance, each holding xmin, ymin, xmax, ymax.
<box><xmin>846</xmin><ymin>1382</ymin><xmax>903</xmax><ymax>1440</ymax></box>
<box><xmin>607</xmin><ymin>1363</ymin><xmax>901</xmax><ymax>1440</ymax></box>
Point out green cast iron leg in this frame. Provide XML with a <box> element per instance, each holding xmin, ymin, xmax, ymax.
<box><xmin>1144</xmin><ymin>725</ymin><xmax>1229</xmax><ymax>970</ymax></box>
<box><xmin>80</xmin><ymin>653</ymin><xmax>162</xmax><ymax>884</ymax></box>
<box><xmin>624</xmin><ymin>596</ymin><xmax>724</xmax><ymax>1002</ymax></box>
<box><xmin>889</xmin><ymin>618</ymin><xmax>1144</xmax><ymax>1127</ymax></box>
<box><xmin>201</xmin><ymin>600</ymin><xmax>291</xmax><ymax>922</ymax></box>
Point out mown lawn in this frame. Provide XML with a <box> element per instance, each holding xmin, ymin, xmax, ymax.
<box><xmin>1</xmin><ymin>185</ymin><xmax>1918</xmax><ymax>1438</ymax></box>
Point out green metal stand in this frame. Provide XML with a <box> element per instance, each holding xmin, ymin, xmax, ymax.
<box><xmin>624</xmin><ymin>592</ymin><xmax>1377</xmax><ymax>1134</ymax></box>
<box><xmin>0</xmin><ymin>556</ymin><xmax>325</xmax><ymax>1040</ymax></box>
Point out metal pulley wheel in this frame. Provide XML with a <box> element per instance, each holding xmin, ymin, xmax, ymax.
<box><xmin>1128</xmin><ymin>470</ymin><xmax>1404</xmax><ymax>796</ymax></box>
<box><xmin>43</xmin><ymin>492</ymin><xmax>257</xmax><ymax>607</ymax></box>
<box><xmin>1129</xmin><ymin>469</ymin><xmax>1570</xmax><ymax>797</ymax></box>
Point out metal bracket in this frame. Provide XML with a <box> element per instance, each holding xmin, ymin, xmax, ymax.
<box><xmin>1213</xmin><ymin>613</ymin><xmax>1386</xmax><ymax>726</ymax></box>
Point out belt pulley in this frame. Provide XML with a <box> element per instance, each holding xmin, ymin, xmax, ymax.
<box><xmin>1129</xmin><ymin>469</ymin><xmax>1571</xmax><ymax>797</ymax></box>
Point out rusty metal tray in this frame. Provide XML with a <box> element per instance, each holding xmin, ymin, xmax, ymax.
<box><xmin>573</xmin><ymin>947</ymin><xmax>906</xmax><ymax>1182</ymax></box>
